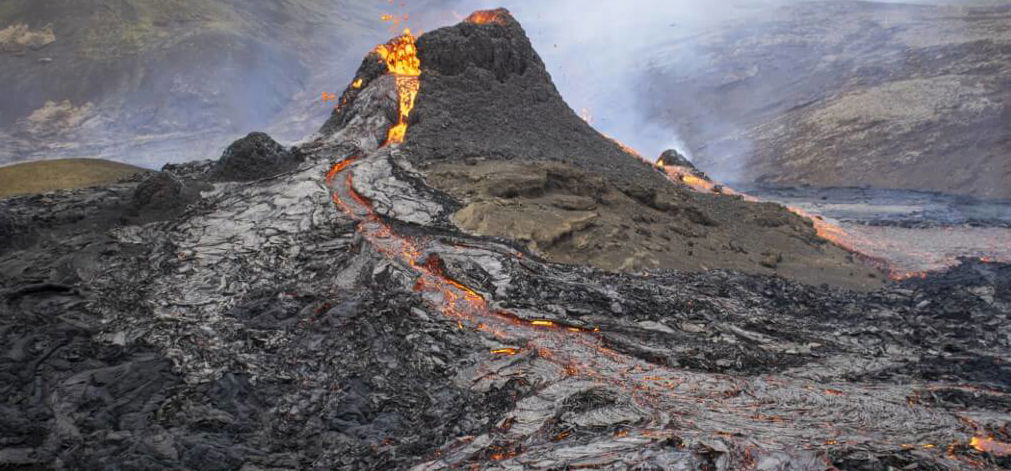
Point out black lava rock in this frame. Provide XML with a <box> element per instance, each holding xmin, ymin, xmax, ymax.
<box><xmin>0</xmin><ymin>208</ymin><xmax>19</xmax><ymax>250</ymax></box>
<box><xmin>658</xmin><ymin>148</ymin><xmax>711</xmax><ymax>181</ymax></box>
<box><xmin>131</xmin><ymin>171</ymin><xmax>207</xmax><ymax>220</ymax></box>
<box><xmin>133</xmin><ymin>172</ymin><xmax>185</xmax><ymax>208</ymax></box>
<box><xmin>658</xmin><ymin>149</ymin><xmax>694</xmax><ymax>169</ymax></box>
<box><xmin>211</xmin><ymin>132</ymin><xmax>299</xmax><ymax>182</ymax></box>
<box><xmin>406</xmin><ymin>9</ymin><xmax>670</xmax><ymax>192</ymax></box>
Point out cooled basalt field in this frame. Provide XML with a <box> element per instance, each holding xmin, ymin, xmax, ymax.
<box><xmin>742</xmin><ymin>185</ymin><xmax>1011</xmax><ymax>278</ymax></box>
<box><xmin>1</xmin><ymin>9</ymin><xmax>1010</xmax><ymax>471</ymax></box>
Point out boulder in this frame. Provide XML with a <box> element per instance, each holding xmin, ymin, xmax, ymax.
<box><xmin>210</xmin><ymin>132</ymin><xmax>300</xmax><ymax>182</ymax></box>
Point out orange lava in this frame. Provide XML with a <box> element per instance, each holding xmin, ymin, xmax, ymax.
<box><xmin>352</xmin><ymin>78</ymin><xmax>363</xmax><ymax>89</ymax></box>
<box><xmin>785</xmin><ymin>206</ymin><xmax>858</xmax><ymax>250</ymax></box>
<box><xmin>612</xmin><ymin>139</ymin><xmax>907</xmax><ymax>275</ymax></box>
<box><xmin>466</xmin><ymin>9</ymin><xmax>509</xmax><ymax>25</ymax></box>
<box><xmin>374</xmin><ymin>29</ymin><xmax>421</xmax><ymax>145</ymax></box>
<box><xmin>491</xmin><ymin>347</ymin><xmax>520</xmax><ymax>355</ymax></box>
<box><xmin>326</xmin><ymin>157</ymin><xmax>596</xmax><ymax>340</ymax></box>
<box><xmin>607</xmin><ymin>135</ymin><xmax>653</xmax><ymax>166</ymax></box>
<box><xmin>659</xmin><ymin>164</ymin><xmax>725</xmax><ymax>195</ymax></box>
<box><xmin>971</xmin><ymin>436</ymin><xmax>1011</xmax><ymax>457</ymax></box>
<box><xmin>325</xmin><ymin>157</ymin><xmax>358</xmax><ymax>185</ymax></box>
<box><xmin>319</xmin><ymin>18</ymin><xmax>1002</xmax><ymax>462</ymax></box>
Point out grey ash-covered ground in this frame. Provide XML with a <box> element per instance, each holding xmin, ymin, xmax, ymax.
<box><xmin>2</xmin><ymin>9</ymin><xmax>1010</xmax><ymax>471</ymax></box>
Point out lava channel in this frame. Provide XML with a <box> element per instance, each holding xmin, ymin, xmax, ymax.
<box><xmin>324</xmin><ymin>154</ymin><xmax>993</xmax><ymax>468</ymax></box>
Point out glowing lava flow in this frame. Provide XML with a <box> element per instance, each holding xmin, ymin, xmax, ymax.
<box><xmin>319</xmin><ymin>27</ymin><xmax>999</xmax><ymax>467</ymax></box>
<box><xmin>659</xmin><ymin>162</ymin><xmax>748</xmax><ymax>197</ymax></box>
<box><xmin>324</xmin><ymin>156</ymin><xmax>990</xmax><ymax>467</ymax></box>
<box><xmin>375</xmin><ymin>30</ymin><xmax>420</xmax><ymax>145</ymax></box>
<box><xmin>327</xmin><ymin>157</ymin><xmax>591</xmax><ymax>338</ymax></box>
<box><xmin>971</xmin><ymin>436</ymin><xmax>1011</xmax><ymax>457</ymax></box>
<box><xmin>466</xmin><ymin>9</ymin><xmax>510</xmax><ymax>25</ymax></box>
<box><xmin>611</xmin><ymin>137</ymin><xmax>911</xmax><ymax>276</ymax></box>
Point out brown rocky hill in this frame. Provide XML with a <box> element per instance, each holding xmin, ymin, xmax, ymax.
<box><xmin>0</xmin><ymin>158</ymin><xmax>149</xmax><ymax>198</ymax></box>
<box><xmin>388</xmin><ymin>10</ymin><xmax>883</xmax><ymax>289</ymax></box>
<box><xmin>641</xmin><ymin>0</ymin><xmax>1011</xmax><ymax>199</ymax></box>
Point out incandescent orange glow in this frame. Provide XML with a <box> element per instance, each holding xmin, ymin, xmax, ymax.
<box><xmin>970</xmin><ymin>436</ymin><xmax>1011</xmax><ymax>456</ymax></box>
<box><xmin>352</xmin><ymin>78</ymin><xmax>363</xmax><ymax>89</ymax></box>
<box><xmin>607</xmin><ymin>135</ymin><xmax>652</xmax><ymax>166</ymax></box>
<box><xmin>325</xmin><ymin>157</ymin><xmax>358</xmax><ymax>185</ymax></box>
<box><xmin>374</xmin><ymin>29</ymin><xmax>421</xmax><ymax>145</ymax></box>
<box><xmin>615</xmin><ymin>138</ymin><xmax>900</xmax><ymax>276</ymax></box>
<box><xmin>381</xmin><ymin>13</ymin><xmax>410</xmax><ymax>31</ymax></box>
<box><xmin>466</xmin><ymin>9</ymin><xmax>509</xmax><ymax>25</ymax></box>
<box><xmin>491</xmin><ymin>347</ymin><xmax>520</xmax><ymax>355</ymax></box>
<box><xmin>784</xmin><ymin>205</ymin><xmax>866</xmax><ymax>257</ymax></box>
<box><xmin>375</xmin><ymin>30</ymin><xmax>420</xmax><ymax>76</ymax></box>
<box><xmin>325</xmin><ymin>151</ymin><xmax>975</xmax><ymax>464</ymax></box>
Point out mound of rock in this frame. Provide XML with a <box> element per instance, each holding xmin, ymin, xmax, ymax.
<box><xmin>407</xmin><ymin>9</ymin><xmax>881</xmax><ymax>289</ymax></box>
<box><xmin>658</xmin><ymin>149</ymin><xmax>708</xmax><ymax>179</ymax></box>
<box><xmin>132</xmin><ymin>171</ymin><xmax>205</xmax><ymax>214</ymax></box>
<box><xmin>210</xmin><ymin>132</ymin><xmax>300</xmax><ymax>182</ymax></box>
<box><xmin>406</xmin><ymin>9</ymin><xmax>666</xmax><ymax>191</ymax></box>
<box><xmin>0</xmin><ymin>208</ymin><xmax>20</xmax><ymax>250</ymax></box>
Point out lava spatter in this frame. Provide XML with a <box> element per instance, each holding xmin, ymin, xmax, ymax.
<box><xmin>465</xmin><ymin>9</ymin><xmax>510</xmax><ymax>25</ymax></box>
<box><xmin>971</xmin><ymin>436</ymin><xmax>1011</xmax><ymax>457</ymax></box>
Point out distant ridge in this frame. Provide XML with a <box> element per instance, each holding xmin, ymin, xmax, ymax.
<box><xmin>0</xmin><ymin>158</ymin><xmax>149</xmax><ymax>198</ymax></box>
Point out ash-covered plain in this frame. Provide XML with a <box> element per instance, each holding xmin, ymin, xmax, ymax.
<box><xmin>1</xmin><ymin>9</ymin><xmax>1010</xmax><ymax>471</ymax></box>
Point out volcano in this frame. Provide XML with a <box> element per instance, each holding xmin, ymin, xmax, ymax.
<box><xmin>1</xmin><ymin>9</ymin><xmax>1010</xmax><ymax>470</ymax></box>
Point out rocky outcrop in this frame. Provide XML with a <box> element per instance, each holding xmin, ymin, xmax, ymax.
<box><xmin>642</xmin><ymin>1</ymin><xmax>1011</xmax><ymax>199</ymax></box>
<box><xmin>210</xmin><ymin>132</ymin><xmax>300</xmax><ymax>182</ymax></box>
<box><xmin>427</xmin><ymin>159</ymin><xmax>882</xmax><ymax>288</ymax></box>
<box><xmin>0</xmin><ymin>208</ymin><xmax>20</xmax><ymax>251</ymax></box>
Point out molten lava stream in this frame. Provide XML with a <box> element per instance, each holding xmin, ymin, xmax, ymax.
<box><xmin>328</xmin><ymin>159</ymin><xmax>590</xmax><ymax>340</ymax></box>
<box><xmin>325</xmin><ymin>158</ymin><xmax>981</xmax><ymax>464</ymax></box>
<box><xmin>325</xmin><ymin>31</ymin><xmax>987</xmax><ymax>463</ymax></box>
<box><xmin>375</xmin><ymin>29</ymin><xmax>420</xmax><ymax>145</ymax></box>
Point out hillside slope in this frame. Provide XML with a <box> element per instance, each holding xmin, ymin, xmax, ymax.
<box><xmin>641</xmin><ymin>1</ymin><xmax>1011</xmax><ymax>199</ymax></box>
<box><xmin>0</xmin><ymin>0</ymin><xmax>390</xmax><ymax>167</ymax></box>
<box><xmin>0</xmin><ymin>158</ymin><xmax>149</xmax><ymax>198</ymax></box>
